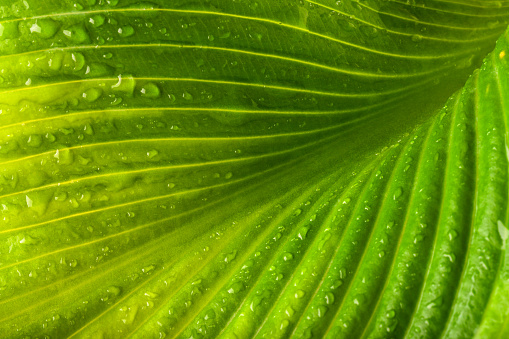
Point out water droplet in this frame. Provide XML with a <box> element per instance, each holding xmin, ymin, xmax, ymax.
<box><xmin>31</xmin><ymin>19</ymin><xmax>59</xmax><ymax>38</ymax></box>
<box><xmin>393</xmin><ymin>187</ymin><xmax>403</xmax><ymax>200</ymax></box>
<box><xmin>325</xmin><ymin>292</ymin><xmax>335</xmax><ymax>305</ymax></box>
<box><xmin>118</xmin><ymin>25</ymin><xmax>135</xmax><ymax>37</ymax></box>
<box><xmin>140</xmin><ymin>82</ymin><xmax>160</xmax><ymax>98</ymax></box>
<box><xmin>147</xmin><ymin>150</ymin><xmax>159</xmax><ymax>159</ymax></box>
<box><xmin>387</xmin><ymin>309</ymin><xmax>396</xmax><ymax>318</ymax></box>
<box><xmin>318</xmin><ymin>233</ymin><xmax>332</xmax><ymax>252</ymax></box>
<box><xmin>78</xmin><ymin>155</ymin><xmax>91</xmax><ymax>165</ymax></box>
<box><xmin>82</xmin><ymin>88</ymin><xmax>102</xmax><ymax>102</ymax></box>
<box><xmin>224</xmin><ymin>250</ymin><xmax>237</xmax><ymax>263</ymax></box>
<box><xmin>183</xmin><ymin>91</ymin><xmax>193</xmax><ymax>100</ymax></box>
<box><xmin>448</xmin><ymin>230</ymin><xmax>458</xmax><ymax>241</ymax></box>
<box><xmin>111</xmin><ymin>74</ymin><xmax>136</xmax><ymax>96</ymax></box>
<box><xmin>26</xmin><ymin>195</ymin><xmax>33</xmax><ymax>208</ymax></box>
<box><xmin>228</xmin><ymin>281</ymin><xmax>245</xmax><ymax>294</ymax></box>
<box><xmin>54</xmin><ymin>148</ymin><xmax>74</xmax><ymax>165</ymax></box>
<box><xmin>70</xmin><ymin>197</ymin><xmax>80</xmax><ymax>208</ymax></box>
<box><xmin>225</xmin><ymin>172</ymin><xmax>233</xmax><ymax>179</ymax></box>
<box><xmin>498</xmin><ymin>220</ymin><xmax>508</xmax><ymax>249</ymax></box>
<box><xmin>59</xmin><ymin>127</ymin><xmax>74</xmax><ymax>136</ymax></box>
<box><xmin>84</xmin><ymin>123</ymin><xmax>94</xmax><ymax>135</ymax></box>
<box><xmin>295</xmin><ymin>290</ymin><xmax>305</xmax><ymax>298</ymax></box>
<box><xmin>27</xmin><ymin>134</ymin><xmax>42</xmax><ymax>147</ymax></box>
<box><xmin>411</xmin><ymin>34</ymin><xmax>423</xmax><ymax>42</ymax></box>
<box><xmin>330</xmin><ymin>280</ymin><xmax>343</xmax><ymax>289</ymax></box>
<box><xmin>89</xmin><ymin>15</ymin><xmax>105</xmax><ymax>27</ymax></box>
<box><xmin>444</xmin><ymin>253</ymin><xmax>456</xmax><ymax>263</ymax></box>
<box><xmin>63</xmin><ymin>24</ymin><xmax>90</xmax><ymax>43</ymax></box>
<box><xmin>317</xmin><ymin>305</ymin><xmax>328</xmax><ymax>317</ymax></box>
<box><xmin>204</xmin><ymin>309</ymin><xmax>216</xmax><ymax>321</ymax></box>
<box><xmin>107</xmin><ymin>286</ymin><xmax>121</xmax><ymax>296</ymax></box>
<box><xmin>283</xmin><ymin>253</ymin><xmax>294</xmax><ymax>261</ymax></box>
<box><xmin>0</xmin><ymin>22</ymin><xmax>19</xmax><ymax>40</ymax></box>
<box><xmin>280</xmin><ymin>319</ymin><xmax>290</xmax><ymax>329</ymax></box>
<box><xmin>142</xmin><ymin>265</ymin><xmax>155</xmax><ymax>273</ymax></box>
<box><xmin>293</xmin><ymin>208</ymin><xmax>302</xmax><ymax>216</ymax></box>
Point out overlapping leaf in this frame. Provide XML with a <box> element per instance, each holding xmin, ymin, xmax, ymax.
<box><xmin>0</xmin><ymin>0</ymin><xmax>509</xmax><ymax>337</ymax></box>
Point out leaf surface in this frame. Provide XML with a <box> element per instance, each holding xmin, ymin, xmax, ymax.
<box><xmin>0</xmin><ymin>0</ymin><xmax>509</xmax><ymax>338</ymax></box>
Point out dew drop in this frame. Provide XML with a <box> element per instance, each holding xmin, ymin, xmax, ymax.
<box><xmin>498</xmin><ymin>220</ymin><xmax>508</xmax><ymax>249</ymax></box>
<box><xmin>84</xmin><ymin>123</ymin><xmax>94</xmax><ymax>135</ymax></box>
<box><xmin>295</xmin><ymin>290</ymin><xmax>305</xmax><ymax>298</ymax></box>
<box><xmin>27</xmin><ymin>135</ymin><xmax>42</xmax><ymax>147</ymax></box>
<box><xmin>411</xmin><ymin>34</ymin><xmax>423</xmax><ymax>42</ymax></box>
<box><xmin>0</xmin><ymin>22</ymin><xmax>19</xmax><ymax>40</ymax></box>
<box><xmin>325</xmin><ymin>292</ymin><xmax>335</xmax><ymax>305</ymax></box>
<box><xmin>317</xmin><ymin>305</ymin><xmax>328</xmax><ymax>318</ymax></box>
<box><xmin>63</xmin><ymin>24</ymin><xmax>90</xmax><ymax>43</ymax></box>
<box><xmin>448</xmin><ymin>230</ymin><xmax>458</xmax><ymax>241</ymax></box>
<box><xmin>89</xmin><ymin>14</ymin><xmax>105</xmax><ymax>27</ymax></box>
<box><xmin>54</xmin><ymin>148</ymin><xmax>74</xmax><ymax>165</ymax></box>
<box><xmin>283</xmin><ymin>253</ymin><xmax>294</xmax><ymax>261</ymax></box>
<box><xmin>298</xmin><ymin>226</ymin><xmax>309</xmax><ymax>240</ymax></box>
<box><xmin>31</xmin><ymin>19</ymin><xmax>59</xmax><ymax>38</ymax></box>
<box><xmin>26</xmin><ymin>195</ymin><xmax>33</xmax><ymax>208</ymax></box>
<box><xmin>142</xmin><ymin>265</ymin><xmax>155</xmax><ymax>273</ymax></box>
<box><xmin>393</xmin><ymin>187</ymin><xmax>403</xmax><ymax>200</ymax></box>
<box><xmin>224</xmin><ymin>250</ymin><xmax>237</xmax><ymax>263</ymax></box>
<box><xmin>330</xmin><ymin>280</ymin><xmax>343</xmax><ymax>290</ymax></box>
<box><xmin>140</xmin><ymin>82</ymin><xmax>161</xmax><ymax>98</ymax></box>
<box><xmin>147</xmin><ymin>150</ymin><xmax>159</xmax><ymax>159</ymax></box>
<box><xmin>82</xmin><ymin>88</ymin><xmax>102</xmax><ymax>102</ymax></box>
<box><xmin>111</xmin><ymin>74</ymin><xmax>136</xmax><ymax>96</ymax></box>
<box><xmin>118</xmin><ymin>25</ymin><xmax>135</xmax><ymax>37</ymax></box>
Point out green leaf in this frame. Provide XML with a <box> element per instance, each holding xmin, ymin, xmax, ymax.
<box><xmin>0</xmin><ymin>0</ymin><xmax>508</xmax><ymax>338</ymax></box>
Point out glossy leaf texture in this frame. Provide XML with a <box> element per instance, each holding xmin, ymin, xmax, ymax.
<box><xmin>0</xmin><ymin>0</ymin><xmax>509</xmax><ymax>338</ymax></box>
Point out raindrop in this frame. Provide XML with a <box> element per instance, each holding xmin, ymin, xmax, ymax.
<box><xmin>283</xmin><ymin>253</ymin><xmax>294</xmax><ymax>261</ymax></box>
<box><xmin>147</xmin><ymin>150</ymin><xmax>159</xmax><ymax>159</ymax></box>
<box><xmin>448</xmin><ymin>230</ymin><xmax>458</xmax><ymax>241</ymax></box>
<box><xmin>295</xmin><ymin>290</ymin><xmax>305</xmax><ymax>298</ymax></box>
<box><xmin>140</xmin><ymin>82</ymin><xmax>161</xmax><ymax>98</ymax></box>
<box><xmin>325</xmin><ymin>292</ymin><xmax>335</xmax><ymax>305</ymax></box>
<box><xmin>27</xmin><ymin>135</ymin><xmax>42</xmax><ymax>147</ymax></box>
<box><xmin>228</xmin><ymin>281</ymin><xmax>245</xmax><ymax>294</ymax></box>
<box><xmin>89</xmin><ymin>15</ymin><xmax>105</xmax><ymax>27</ymax></box>
<box><xmin>31</xmin><ymin>19</ymin><xmax>59</xmax><ymax>38</ymax></box>
<box><xmin>297</xmin><ymin>226</ymin><xmax>309</xmax><ymax>240</ymax></box>
<box><xmin>393</xmin><ymin>187</ymin><xmax>403</xmax><ymax>200</ymax></box>
<box><xmin>118</xmin><ymin>25</ymin><xmax>135</xmax><ymax>37</ymax></box>
<box><xmin>82</xmin><ymin>88</ymin><xmax>102</xmax><ymax>102</ymax></box>
<box><xmin>63</xmin><ymin>24</ymin><xmax>90</xmax><ymax>43</ymax></box>
<box><xmin>54</xmin><ymin>148</ymin><xmax>74</xmax><ymax>165</ymax></box>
